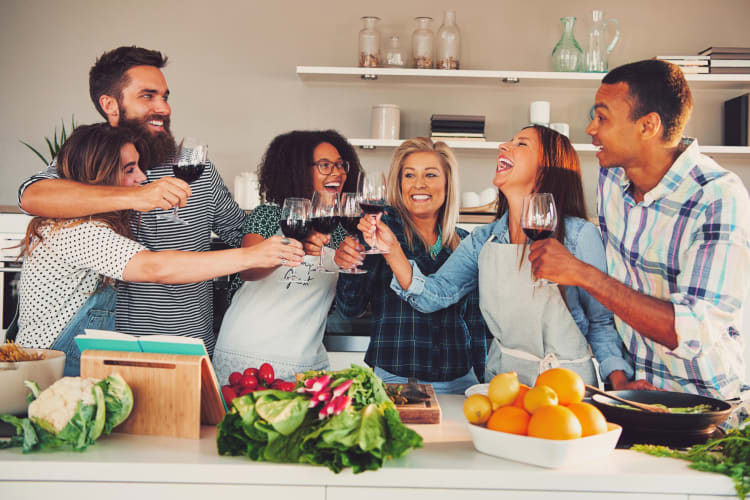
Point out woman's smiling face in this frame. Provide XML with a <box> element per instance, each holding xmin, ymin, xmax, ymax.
<box><xmin>494</xmin><ymin>127</ymin><xmax>540</xmax><ymax>197</ymax></box>
<box><xmin>311</xmin><ymin>142</ymin><xmax>347</xmax><ymax>195</ymax></box>
<box><xmin>400</xmin><ymin>152</ymin><xmax>446</xmax><ymax>219</ymax></box>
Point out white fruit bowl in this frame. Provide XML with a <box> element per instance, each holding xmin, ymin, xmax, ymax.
<box><xmin>467</xmin><ymin>421</ymin><xmax>621</xmax><ymax>468</ymax></box>
<box><xmin>0</xmin><ymin>349</ymin><xmax>65</xmax><ymax>415</ymax></box>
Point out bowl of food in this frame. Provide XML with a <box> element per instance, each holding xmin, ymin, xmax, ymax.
<box><xmin>0</xmin><ymin>343</ymin><xmax>66</xmax><ymax>415</ymax></box>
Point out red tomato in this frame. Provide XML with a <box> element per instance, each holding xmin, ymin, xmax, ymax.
<box><xmin>240</xmin><ymin>374</ymin><xmax>258</xmax><ymax>390</ymax></box>
<box><xmin>221</xmin><ymin>385</ymin><xmax>236</xmax><ymax>406</ymax></box>
<box><xmin>228</xmin><ymin>371</ymin><xmax>242</xmax><ymax>386</ymax></box>
<box><xmin>278</xmin><ymin>381</ymin><xmax>296</xmax><ymax>392</ymax></box>
<box><xmin>259</xmin><ymin>363</ymin><xmax>275</xmax><ymax>386</ymax></box>
<box><xmin>243</xmin><ymin>367</ymin><xmax>259</xmax><ymax>378</ymax></box>
<box><xmin>239</xmin><ymin>387</ymin><xmax>256</xmax><ymax>396</ymax></box>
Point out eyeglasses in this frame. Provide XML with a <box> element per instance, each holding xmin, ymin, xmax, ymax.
<box><xmin>313</xmin><ymin>160</ymin><xmax>350</xmax><ymax>175</ymax></box>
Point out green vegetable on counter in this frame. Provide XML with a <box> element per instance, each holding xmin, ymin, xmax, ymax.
<box><xmin>0</xmin><ymin>374</ymin><xmax>134</xmax><ymax>453</ymax></box>
<box><xmin>217</xmin><ymin>364</ymin><xmax>423</xmax><ymax>473</ymax></box>
<box><xmin>612</xmin><ymin>402</ymin><xmax>713</xmax><ymax>414</ymax></box>
<box><xmin>632</xmin><ymin>421</ymin><xmax>750</xmax><ymax>499</ymax></box>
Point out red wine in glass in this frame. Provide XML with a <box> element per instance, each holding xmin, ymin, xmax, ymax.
<box><xmin>522</xmin><ymin>228</ymin><xmax>554</xmax><ymax>241</ymax></box>
<box><xmin>358</xmin><ymin>172</ymin><xmax>388</xmax><ymax>255</ymax></box>
<box><xmin>339</xmin><ymin>192</ymin><xmax>367</xmax><ymax>275</ymax></box>
<box><xmin>311</xmin><ymin>215</ymin><xmax>340</xmax><ymax>234</ymax></box>
<box><xmin>280</xmin><ymin>219</ymin><xmax>311</xmax><ymax>241</ymax></box>
<box><xmin>172</xmin><ymin>164</ymin><xmax>205</xmax><ymax>183</ymax></box>
<box><xmin>521</xmin><ymin>192</ymin><xmax>558</xmax><ymax>286</ymax></box>
<box><xmin>157</xmin><ymin>138</ymin><xmax>206</xmax><ymax>225</ymax></box>
<box><xmin>339</xmin><ymin>216</ymin><xmax>360</xmax><ymax>234</ymax></box>
<box><xmin>279</xmin><ymin>197</ymin><xmax>312</xmax><ymax>283</ymax></box>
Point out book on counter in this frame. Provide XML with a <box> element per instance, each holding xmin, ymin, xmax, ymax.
<box><xmin>723</xmin><ymin>93</ymin><xmax>749</xmax><ymax>146</ymax></box>
<box><xmin>655</xmin><ymin>55</ymin><xmax>709</xmax><ymax>65</ymax></box>
<box><xmin>710</xmin><ymin>59</ymin><xmax>750</xmax><ymax>67</ymax></box>
<box><xmin>75</xmin><ymin>329</ymin><xmax>208</xmax><ymax>357</ymax></box>
<box><xmin>711</xmin><ymin>67</ymin><xmax>750</xmax><ymax>74</ymax></box>
<box><xmin>430</xmin><ymin>114</ymin><xmax>486</xmax><ymax>134</ymax></box>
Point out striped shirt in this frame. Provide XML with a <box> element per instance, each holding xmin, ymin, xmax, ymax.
<box><xmin>598</xmin><ymin>138</ymin><xmax>750</xmax><ymax>400</ymax></box>
<box><xmin>18</xmin><ymin>155</ymin><xmax>246</xmax><ymax>355</ymax></box>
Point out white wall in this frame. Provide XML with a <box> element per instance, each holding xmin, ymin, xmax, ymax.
<box><xmin>1</xmin><ymin>0</ymin><xmax>750</xmax><ymax>216</ymax></box>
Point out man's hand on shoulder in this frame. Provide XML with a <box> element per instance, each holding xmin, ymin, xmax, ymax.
<box><xmin>131</xmin><ymin>177</ymin><xmax>191</xmax><ymax>212</ymax></box>
<box><xmin>528</xmin><ymin>238</ymin><xmax>588</xmax><ymax>286</ymax></box>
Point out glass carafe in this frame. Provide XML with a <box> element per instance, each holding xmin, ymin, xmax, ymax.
<box><xmin>551</xmin><ymin>16</ymin><xmax>583</xmax><ymax>72</ymax></box>
<box><xmin>436</xmin><ymin>10</ymin><xmax>460</xmax><ymax>70</ymax></box>
<box><xmin>584</xmin><ymin>10</ymin><xmax>620</xmax><ymax>73</ymax></box>
<box><xmin>358</xmin><ymin>16</ymin><xmax>381</xmax><ymax>68</ymax></box>
<box><xmin>412</xmin><ymin>17</ymin><xmax>434</xmax><ymax>69</ymax></box>
<box><xmin>384</xmin><ymin>35</ymin><xmax>407</xmax><ymax>67</ymax></box>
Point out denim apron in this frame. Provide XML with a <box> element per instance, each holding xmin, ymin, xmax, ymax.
<box><xmin>478</xmin><ymin>236</ymin><xmax>597</xmax><ymax>387</ymax></box>
<box><xmin>50</xmin><ymin>284</ymin><xmax>117</xmax><ymax>377</ymax></box>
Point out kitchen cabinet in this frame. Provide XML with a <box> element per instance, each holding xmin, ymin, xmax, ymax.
<box><xmin>296</xmin><ymin>66</ymin><xmax>750</xmax><ymax>157</ymax></box>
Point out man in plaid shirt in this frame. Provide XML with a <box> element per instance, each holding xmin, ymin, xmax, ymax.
<box><xmin>527</xmin><ymin>60</ymin><xmax>750</xmax><ymax>403</ymax></box>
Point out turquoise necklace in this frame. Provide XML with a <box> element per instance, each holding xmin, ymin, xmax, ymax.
<box><xmin>429</xmin><ymin>225</ymin><xmax>443</xmax><ymax>258</ymax></box>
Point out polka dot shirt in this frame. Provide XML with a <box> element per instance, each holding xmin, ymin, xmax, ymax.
<box><xmin>17</xmin><ymin>220</ymin><xmax>145</xmax><ymax>348</ymax></box>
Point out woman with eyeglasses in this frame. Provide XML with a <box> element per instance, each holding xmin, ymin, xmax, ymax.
<box><xmin>214</xmin><ymin>130</ymin><xmax>362</xmax><ymax>383</ymax></box>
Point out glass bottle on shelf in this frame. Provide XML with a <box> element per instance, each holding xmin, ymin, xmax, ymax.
<box><xmin>411</xmin><ymin>17</ymin><xmax>434</xmax><ymax>69</ymax></box>
<box><xmin>584</xmin><ymin>9</ymin><xmax>620</xmax><ymax>72</ymax></box>
<box><xmin>436</xmin><ymin>10</ymin><xmax>460</xmax><ymax>70</ymax></box>
<box><xmin>358</xmin><ymin>16</ymin><xmax>381</xmax><ymax>68</ymax></box>
<box><xmin>384</xmin><ymin>35</ymin><xmax>407</xmax><ymax>67</ymax></box>
<box><xmin>551</xmin><ymin>16</ymin><xmax>583</xmax><ymax>72</ymax></box>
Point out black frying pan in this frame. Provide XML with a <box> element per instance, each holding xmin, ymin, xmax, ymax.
<box><xmin>590</xmin><ymin>390</ymin><xmax>732</xmax><ymax>434</ymax></box>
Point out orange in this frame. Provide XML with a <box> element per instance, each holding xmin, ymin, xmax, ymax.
<box><xmin>511</xmin><ymin>384</ymin><xmax>530</xmax><ymax>408</ymax></box>
<box><xmin>567</xmin><ymin>402</ymin><xmax>608</xmax><ymax>437</ymax></box>
<box><xmin>523</xmin><ymin>384</ymin><xmax>558</xmax><ymax>414</ymax></box>
<box><xmin>463</xmin><ymin>394</ymin><xmax>493</xmax><ymax>425</ymax></box>
<box><xmin>486</xmin><ymin>406</ymin><xmax>530</xmax><ymax>435</ymax></box>
<box><xmin>534</xmin><ymin>368</ymin><xmax>585</xmax><ymax>406</ymax></box>
<box><xmin>487</xmin><ymin>372</ymin><xmax>520</xmax><ymax>410</ymax></box>
<box><xmin>528</xmin><ymin>405</ymin><xmax>583</xmax><ymax>440</ymax></box>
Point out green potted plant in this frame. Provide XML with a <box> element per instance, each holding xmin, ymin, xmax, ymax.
<box><xmin>20</xmin><ymin>115</ymin><xmax>77</xmax><ymax>165</ymax></box>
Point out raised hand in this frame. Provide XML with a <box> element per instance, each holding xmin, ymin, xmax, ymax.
<box><xmin>131</xmin><ymin>177</ymin><xmax>191</xmax><ymax>212</ymax></box>
<box><xmin>334</xmin><ymin>236</ymin><xmax>365</xmax><ymax>270</ymax></box>
<box><xmin>245</xmin><ymin>235</ymin><xmax>305</xmax><ymax>269</ymax></box>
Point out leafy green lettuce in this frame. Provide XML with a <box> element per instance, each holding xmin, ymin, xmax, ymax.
<box><xmin>217</xmin><ymin>365</ymin><xmax>423</xmax><ymax>473</ymax></box>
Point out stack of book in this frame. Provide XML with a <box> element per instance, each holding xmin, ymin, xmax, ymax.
<box><xmin>430</xmin><ymin>114</ymin><xmax>485</xmax><ymax>141</ymax></box>
<box><xmin>724</xmin><ymin>93</ymin><xmax>749</xmax><ymax>146</ymax></box>
<box><xmin>699</xmin><ymin>47</ymin><xmax>750</xmax><ymax>74</ymax></box>
<box><xmin>655</xmin><ymin>55</ymin><xmax>709</xmax><ymax>74</ymax></box>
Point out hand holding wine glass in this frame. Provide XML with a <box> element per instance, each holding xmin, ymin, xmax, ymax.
<box><xmin>358</xmin><ymin>171</ymin><xmax>388</xmax><ymax>255</ymax></box>
<box><xmin>337</xmin><ymin>192</ymin><xmax>367</xmax><ymax>274</ymax></box>
<box><xmin>157</xmin><ymin>137</ymin><xmax>206</xmax><ymax>225</ymax></box>
<box><xmin>522</xmin><ymin>192</ymin><xmax>558</xmax><ymax>286</ymax></box>
<box><xmin>310</xmin><ymin>191</ymin><xmax>340</xmax><ymax>274</ymax></box>
<box><xmin>279</xmin><ymin>197</ymin><xmax>312</xmax><ymax>283</ymax></box>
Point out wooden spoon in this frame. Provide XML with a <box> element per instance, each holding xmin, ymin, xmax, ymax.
<box><xmin>585</xmin><ymin>384</ymin><xmax>670</xmax><ymax>414</ymax></box>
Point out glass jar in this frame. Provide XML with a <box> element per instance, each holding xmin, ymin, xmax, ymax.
<box><xmin>384</xmin><ymin>35</ymin><xmax>407</xmax><ymax>67</ymax></box>
<box><xmin>358</xmin><ymin>16</ymin><xmax>381</xmax><ymax>68</ymax></box>
<box><xmin>436</xmin><ymin>10</ymin><xmax>460</xmax><ymax>69</ymax></box>
<box><xmin>551</xmin><ymin>16</ymin><xmax>583</xmax><ymax>72</ymax></box>
<box><xmin>411</xmin><ymin>17</ymin><xmax>434</xmax><ymax>69</ymax></box>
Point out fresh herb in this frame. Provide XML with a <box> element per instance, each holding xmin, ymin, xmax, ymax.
<box><xmin>216</xmin><ymin>364</ymin><xmax>423</xmax><ymax>473</ymax></box>
<box><xmin>631</xmin><ymin>422</ymin><xmax>750</xmax><ymax>499</ymax></box>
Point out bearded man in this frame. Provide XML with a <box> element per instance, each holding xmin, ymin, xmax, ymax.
<box><xmin>17</xmin><ymin>46</ymin><xmax>246</xmax><ymax>354</ymax></box>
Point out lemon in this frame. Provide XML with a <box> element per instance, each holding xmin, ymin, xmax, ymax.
<box><xmin>523</xmin><ymin>384</ymin><xmax>559</xmax><ymax>414</ymax></box>
<box><xmin>487</xmin><ymin>372</ymin><xmax>520</xmax><ymax>410</ymax></box>
<box><xmin>463</xmin><ymin>394</ymin><xmax>493</xmax><ymax>424</ymax></box>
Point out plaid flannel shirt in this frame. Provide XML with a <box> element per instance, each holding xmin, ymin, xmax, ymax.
<box><xmin>598</xmin><ymin>138</ymin><xmax>750</xmax><ymax>400</ymax></box>
<box><xmin>335</xmin><ymin>209</ymin><xmax>489</xmax><ymax>382</ymax></box>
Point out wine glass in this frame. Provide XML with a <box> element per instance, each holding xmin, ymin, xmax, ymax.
<box><xmin>310</xmin><ymin>191</ymin><xmax>340</xmax><ymax>274</ymax></box>
<box><xmin>358</xmin><ymin>171</ymin><xmax>388</xmax><ymax>255</ymax></box>
<box><xmin>279</xmin><ymin>197</ymin><xmax>312</xmax><ymax>283</ymax></box>
<box><xmin>156</xmin><ymin>137</ymin><xmax>206</xmax><ymax>225</ymax></box>
<box><xmin>338</xmin><ymin>192</ymin><xmax>367</xmax><ymax>275</ymax></box>
<box><xmin>521</xmin><ymin>192</ymin><xmax>558</xmax><ymax>286</ymax></box>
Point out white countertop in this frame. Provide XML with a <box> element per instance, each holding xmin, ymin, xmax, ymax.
<box><xmin>0</xmin><ymin>395</ymin><xmax>738</xmax><ymax>499</ymax></box>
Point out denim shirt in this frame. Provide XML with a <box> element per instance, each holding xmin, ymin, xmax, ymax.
<box><xmin>391</xmin><ymin>214</ymin><xmax>634</xmax><ymax>382</ymax></box>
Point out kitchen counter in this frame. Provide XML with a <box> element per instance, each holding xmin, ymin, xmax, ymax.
<box><xmin>0</xmin><ymin>395</ymin><xmax>738</xmax><ymax>499</ymax></box>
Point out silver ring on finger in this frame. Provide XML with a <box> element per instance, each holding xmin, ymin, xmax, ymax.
<box><xmin>281</xmin><ymin>256</ymin><xmax>287</xmax><ymax>266</ymax></box>
<box><xmin>281</xmin><ymin>237</ymin><xmax>290</xmax><ymax>245</ymax></box>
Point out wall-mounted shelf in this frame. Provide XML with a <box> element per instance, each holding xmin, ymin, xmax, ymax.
<box><xmin>348</xmin><ymin>138</ymin><xmax>750</xmax><ymax>156</ymax></box>
<box><xmin>297</xmin><ymin>66</ymin><xmax>750</xmax><ymax>89</ymax></box>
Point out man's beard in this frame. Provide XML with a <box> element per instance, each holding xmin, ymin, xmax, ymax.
<box><xmin>119</xmin><ymin>114</ymin><xmax>176</xmax><ymax>168</ymax></box>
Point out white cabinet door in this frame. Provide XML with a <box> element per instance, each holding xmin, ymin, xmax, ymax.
<box><xmin>327</xmin><ymin>487</ymin><xmax>686</xmax><ymax>500</ymax></box>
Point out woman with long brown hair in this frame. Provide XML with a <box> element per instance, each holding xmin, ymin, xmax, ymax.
<box><xmin>358</xmin><ymin>125</ymin><xmax>634</xmax><ymax>388</ymax></box>
<box><xmin>16</xmin><ymin>123</ymin><xmax>303</xmax><ymax>376</ymax></box>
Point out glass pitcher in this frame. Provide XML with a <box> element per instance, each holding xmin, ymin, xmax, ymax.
<box><xmin>551</xmin><ymin>17</ymin><xmax>583</xmax><ymax>72</ymax></box>
<box><xmin>584</xmin><ymin>10</ymin><xmax>620</xmax><ymax>73</ymax></box>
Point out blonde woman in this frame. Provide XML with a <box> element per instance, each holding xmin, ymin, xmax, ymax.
<box><xmin>334</xmin><ymin>137</ymin><xmax>489</xmax><ymax>394</ymax></box>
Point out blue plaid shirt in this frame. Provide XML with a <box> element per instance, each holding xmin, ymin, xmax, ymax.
<box><xmin>335</xmin><ymin>209</ymin><xmax>489</xmax><ymax>382</ymax></box>
<box><xmin>599</xmin><ymin>138</ymin><xmax>750</xmax><ymax>400</ymax></box>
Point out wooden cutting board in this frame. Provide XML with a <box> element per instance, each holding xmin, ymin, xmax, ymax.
<box><xmin>389</xmin><ymin>383</ymin><xmax>441</xmax><ymax>424</ymax></box>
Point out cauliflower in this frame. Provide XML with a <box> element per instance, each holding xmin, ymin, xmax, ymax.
<box><xmin>28</xmin><ymin>377</ymin><xmax>99</xmax><ymax>433</ymax></box>
<box><xmin>0</xmin><ymin>373</ymin><xmax>133</xmax><ymax>452</ymax></box>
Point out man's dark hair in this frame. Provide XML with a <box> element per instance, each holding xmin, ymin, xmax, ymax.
<box><xmin>258</xmin><ymin>130</ymin><xmax>362</xmax><ymax>205</ymax></box>
<box><xmin>602</xmin><ymin>59</ymin><xmax>693</xmax><ymax>144</ymax></box>
<box><xmin>89</xmin><ymin>46</ymin><xmax>168</xmax><ymax>119</ymax></box>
